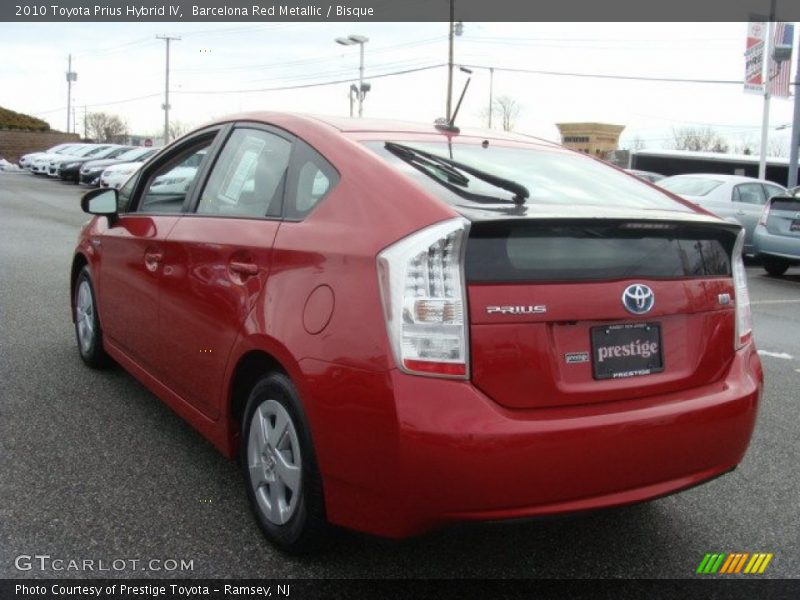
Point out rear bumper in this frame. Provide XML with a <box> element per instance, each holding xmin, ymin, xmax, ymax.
<box><xmin>754</xmin><ymin>226</ymin><xmax>800</xmax><ymax>262</ymax></box>
<box><xmin>313</xmin><ymin>344</ymin><xmax>762</xmax><ymax>538</ymax></box>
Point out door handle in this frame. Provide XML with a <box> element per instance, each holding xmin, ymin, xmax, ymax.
<box><xmin>735</xmin><ymin>210</ymin><xmax>746</xmax><ymax>216</ymax></box>
<box><xmin>229</xmin><ymin>261</ymin><xmax>259</xmax><ymax>276</ymax></box>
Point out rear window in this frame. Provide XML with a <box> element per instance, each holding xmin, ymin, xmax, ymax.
<box><xmin>770</xmin><ymin>197</ymin><xmax>800</xmax><ymax>212</ymax></box>
<box><xmin>367</xmin><ymin>141</ymin><xmax>692</xmax><ymax>211</ymax></box>
<box><xmin>659</xmin><ymin>177</ymin><xmax>723</xmax><ymax>196</ymax></box>
<box><xmin>466</xmin><ymin>221</ymin><xmax>733</xmax><ymax>282</ymax></box>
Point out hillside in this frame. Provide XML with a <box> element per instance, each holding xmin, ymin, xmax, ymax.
<box><xmin>0</xmin><ymin>106</ymin><xmax>50</xmax><ymax>131</ymax></box>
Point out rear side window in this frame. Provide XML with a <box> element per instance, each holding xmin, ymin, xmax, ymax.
<box><xmin>284</xmin><ymin>140</ymin><xmax>339</xmax><ymax>220</ymax></box>
<box><xmin>466</xmin><ymin>221</ymin><xmax>733</xmax><ymax>282</ymax></box>
<box><xmin>763</xmin><ymin>184</ymin><xmax>785</xmax><ymax>199</ymax></box>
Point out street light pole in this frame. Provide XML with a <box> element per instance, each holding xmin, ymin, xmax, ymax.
<box><xmin>758</xmin><ymin>19</ymin><xmax>775</xmax><ymax>181</ymax></box>
<box><xmin>66</xmin><ymin>54</ymin><xmax>77</xmax><ymax>133</ymax></box>
<box><xmin>488</xmin><ymin>67</ymin><xmax>494</xmax><ymax>128</ymax></box>
<box><xmin>446</xmin><ymin>0</ymin><xmax>454</xmax><ymax>121</ymax></box>
<box><xmin>156</xmin><ymin>34</ymin><xmax>180</xmax><ymax>144</ymax></box>
<box><xmin>335</xmin><ymin>34</ymin><xmax>369</xmax><ymax>118</ymax></box>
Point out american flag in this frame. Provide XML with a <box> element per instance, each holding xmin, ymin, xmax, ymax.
<box><xmin>768</xmin><ymin>22</ymin><xmax>794</xmax><ymax>98</ymax></box>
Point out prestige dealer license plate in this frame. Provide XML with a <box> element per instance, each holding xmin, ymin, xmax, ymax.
<box><xmin>590</xmin><ymin>322</ymin><xmax>664</xmax><ymax>380</ymax></box>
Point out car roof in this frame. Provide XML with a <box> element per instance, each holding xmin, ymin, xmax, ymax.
<box><xmin>661</xmin><ymin>173</ymin><xmax>781</xmax><ymax>185</ymax></box>
<box><xmin>205</xmin><ymin>111</ymin><xmax>562</xmax><ymax>149</ymax></box>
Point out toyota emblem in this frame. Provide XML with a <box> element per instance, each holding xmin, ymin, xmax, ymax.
<box><xmin>622</xmin><ymin>284</ymin><xmax>655</xmax><ymax>315</ymax></box>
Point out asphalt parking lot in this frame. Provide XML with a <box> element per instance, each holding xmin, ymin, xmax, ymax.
<box><xmin>1</xmin><ymin>171</ymin><xmax>798</xmax><ymax>579</ymax></box>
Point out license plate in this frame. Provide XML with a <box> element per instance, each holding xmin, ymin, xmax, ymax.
<box><xmin>590</xmin><ymin>322</ymin><xmax>664</xmax><ymax>380</ymax></box>
<box><xmin>790</xmin><ymin>220</ymin><xmax>800</xmax><ymax>232</ymax></box>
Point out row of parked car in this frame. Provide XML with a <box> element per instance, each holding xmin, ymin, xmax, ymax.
<box><xmin>18</xmin><ymin>142</ymin><xmax>159</xmax><ymax>189</ymax></box>
<box><xmin>626</xmin><ymin>169</ymin><xmax>800</xmax><ymax>277</ymax></box>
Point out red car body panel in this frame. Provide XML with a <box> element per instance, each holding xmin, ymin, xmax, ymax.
<box><xmin>72</xmin><ymin>112</ymin><xmax>764</xmax><ymax>538</ymax></box>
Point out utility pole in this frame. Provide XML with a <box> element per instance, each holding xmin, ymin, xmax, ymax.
<box><xmin>156</xmin><ymin>35</ymin><xmax>180</xmax><ymax>144</ymax></box>
<box><xmin>446</xmin><ymin>0</ymin><xmax>454</xmax><ymax>122</ymax></box>
<box><xmin>488</xmin><ymin>67</ymin><xmax>494</xmax><ymax>128</ymax></box>
<box><xmin>758</xmin><ymin>20</ymin><xmax>775</xmax><ymax>180</ymax></box>
<box><xmin>758</xmin><ymin>0</ymin><xmax>777</xmax><ymax>180</ymax></box>
<box><xmin>66</xmin><ymin>54</ymin><xmax>77</xmax><ymax>133</ymax></box>
<box><xmin>788</xmin><ymin>43</ymin><xmax>800</xmax><ymax>187</ymax></box>
<box><xmin>83</xmin><ymin>105</ymin><xmax>87</xmax><ymax>139</ymax></box>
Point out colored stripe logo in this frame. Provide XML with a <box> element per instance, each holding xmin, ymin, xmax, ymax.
<box><xmin>696</xmin><ymin>553</ymin><xmax>773</xmax><ymax>574</ymax></box>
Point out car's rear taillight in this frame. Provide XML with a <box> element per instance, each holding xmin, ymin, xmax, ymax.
<box><xmin>758</xmin><ymin>201</ymin><xmax>771</xmax><ymax>227</ymax></box>
<box><xmin>377</xmin><ymin>218</ymin><xmax>471</xmax><ymax>378</ymax></box>
<box><xmin>732</xmin><ymin>229</ymin><xmax>752</xmax><ymax>349</ymax></box>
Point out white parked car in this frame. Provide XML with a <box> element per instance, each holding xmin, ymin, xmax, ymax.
<box><xmin>99</xmin><ymin>161</ymin><xmax>145</xmax><ymax>189</ymax></box>
<box><xmin>18</xmin><ymin>143</ymin><xmax>78</xmax><ymax>169</ymax></box>
<box><xmin>658</xmin><ymin>174</ymin><xmax>786</xmax><ymax>255</ymax></box>
<box><xmin>29</xmin><ymin>144</ymin><xmax>92</xmax><ymax>174</ymax></box>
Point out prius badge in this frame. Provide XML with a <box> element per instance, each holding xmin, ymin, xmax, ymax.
<box><xmin>486</xmin><ymin>305</ymin><xmax>547</xmax><ymax>315</ymax></box>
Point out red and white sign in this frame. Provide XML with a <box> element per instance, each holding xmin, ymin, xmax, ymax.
<box><xmin>744</xmin><ymin>21</ymin><xmax>766</xmax><ymax>94</ymax></box>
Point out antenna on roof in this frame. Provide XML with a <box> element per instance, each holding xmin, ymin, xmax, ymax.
<box><xmin>435</xmin><ymin>67</ymin><xmax>472</xmax><ymax>134</ymax></box>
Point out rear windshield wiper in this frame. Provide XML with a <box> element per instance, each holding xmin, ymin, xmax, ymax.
<box><xmin>385</xmin><ymin>142</ymin><xmax>530</xmax><ymax>205</ymax></box>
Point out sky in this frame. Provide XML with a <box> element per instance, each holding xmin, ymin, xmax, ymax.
<box><xmin>0</xmin><ymin>21</ymin><xmax>798</xmax><ymax>153</ymax></box>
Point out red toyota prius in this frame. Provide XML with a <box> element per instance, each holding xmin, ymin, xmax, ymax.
<box><xmin>71</xmin><ymin>113</ymin><xmax>763</xmax><ymax>552</ymax></box>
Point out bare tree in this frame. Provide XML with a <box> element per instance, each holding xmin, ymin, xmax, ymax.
<box><xmin>621</xmin><ymin>135</ymin><xmax>647</xmax><ymax>151</ymax></box>
<box><xmin>168</xmin><ymin>120</ymin><xmax>191</xmax><ymax>142</ymax></box>
<box><xmin>767</xmin><ymin>137</ymin><xmax>789</xmax><ymax>157</ymax></box>
<box><xmin>85</xmin><ymin>112</ymin><xmax>129</xmax><ymax>143</ymax></box>
<box><xmin>489</xmin><ymin>96</ymin><xmax>522</xmax><ymax>132</ymax></box>
<box><xmin>733</xmin><ymin>133</ymin><xmax>758</xmax><ymax>156</ymax></box>
<box><xmin>671</xmin><ymin>126</ymin><xmax>729</xmax><ymax>153</ymax></box>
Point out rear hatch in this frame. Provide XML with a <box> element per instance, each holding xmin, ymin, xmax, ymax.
<box><xmin>764</xmin><ymin>196</ymin><xmax>800</xmax><ymax>240</ymax></box>
<box><xmin>466</xmin><ymin>219</ymin><xmax>739</xmax><ymax>409</ymax></box>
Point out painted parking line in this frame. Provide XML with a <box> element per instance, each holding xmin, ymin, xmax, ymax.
<box><xmin>750</xmin><ymin>299</ymin><xmax>800</xmax><ymax>305</ymax></box>
<box><xmin>757</xmin><ymin>350</ymin><xmax>794</xmax><ymax>360</ymax></box>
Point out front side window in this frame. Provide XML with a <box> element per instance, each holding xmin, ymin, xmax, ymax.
<box><xmin>196</xmin><ymin>128</ymin><xmax>291</xmax><ymax>218</ymax></box>
<box><xmin>137</xmin><ymin>141</ymin><xmax>213</xmax><ymax>214</ymax></box>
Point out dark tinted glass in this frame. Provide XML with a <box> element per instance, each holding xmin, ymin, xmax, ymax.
<box><xmin>367</xmin><ymin>142</ymin><xmax>692</xmax><ymax>211</ymax></box>
<box><xmin>466</xmin><ymin>221</ymin><xmax>733</xmax><ymax>282</ymax></box>
<box><xmin>770</xmin><ymin>198</ymin><xmax>800</xmax><ymax>212</ymax></box>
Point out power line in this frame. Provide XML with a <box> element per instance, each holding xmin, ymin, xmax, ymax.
<box><xmin>173</xmin><ymin>36</ymin><xmax>445</xmax><ymax>74</ymax></box>
<box><xmin>173</xmin><ymin>63</ymin><xmax>446</xmax><ymax>95</ymax></box>
<box><xmin>462</xmin><ymin>64</ymin><xmax>761</xmax><ymax>86</ymax></box>
<box><xmin>30</xmin><ymin>64</ymin><xmax>446</xmax><ymax>116</ymax></box>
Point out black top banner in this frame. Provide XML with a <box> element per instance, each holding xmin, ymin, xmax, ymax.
<box><xmin>4</xmin><ymin>0</ymin><xmax>800</xmax><ymax>22</ymax></box>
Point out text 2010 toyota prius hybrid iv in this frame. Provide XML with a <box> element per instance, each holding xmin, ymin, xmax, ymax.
<box><xmin>71</xmin><ymin>113</ymin><xmax>763</xmax><ymax>552</ymax></box>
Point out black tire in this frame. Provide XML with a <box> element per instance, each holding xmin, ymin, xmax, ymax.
<box><xmin>241</xmin><ymin>373</ymin><xmax>327</xmax><ymax>554</ymax></box>
<box><xmin>73</xmin><ymin>266</ymin><xmax>111</xmax><ymax>369</ymax></box>
<box><xmin>763</xmin><ymin>256</ymin><xmax>790</xmax><ymax>277</ymax></box>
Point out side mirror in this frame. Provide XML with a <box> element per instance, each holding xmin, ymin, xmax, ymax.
<box><xmin>81</xmin><ymin>188</ymin><xmax>118</xmax><ymax>216</ymax></box>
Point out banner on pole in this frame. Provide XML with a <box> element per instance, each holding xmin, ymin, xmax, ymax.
<box><xmin>744</xmin><ymin>21</ymin><xmax>766</xmax><ymax>94</ymax></box>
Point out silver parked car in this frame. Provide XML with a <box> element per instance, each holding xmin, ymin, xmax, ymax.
<box><xmin>753</xmin><ymin>188</ymin><xmax>800</xmax><ymax>276</ymax></box>
<box><xmin>658</xmin><ymin>174</ymin><xmax>786</xmax><ymax>255</ymax></box>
